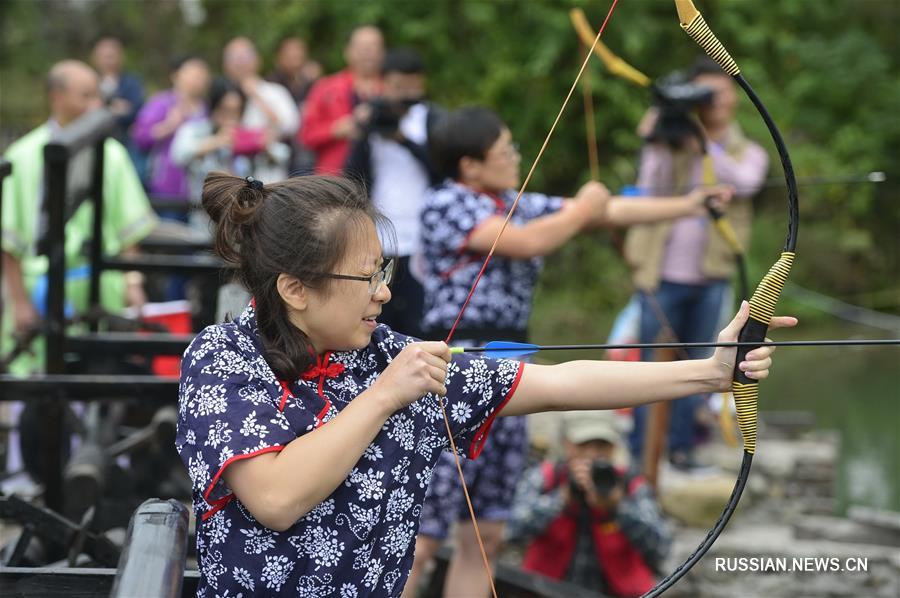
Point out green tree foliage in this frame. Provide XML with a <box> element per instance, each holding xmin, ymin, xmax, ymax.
<box><xmin>2</xmin><ymin>0</ymin><xmax>897</xmax><ymax>324</ymax></box>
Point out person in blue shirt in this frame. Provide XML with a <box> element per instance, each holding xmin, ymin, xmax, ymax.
<box><xmin>176</xmin><ymin>172</ymin><xmax>792</xmax><ymax>596</ymax></box>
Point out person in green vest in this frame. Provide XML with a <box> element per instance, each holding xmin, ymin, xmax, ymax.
<box><xmin>1</xmin><ymin>60</ymin><xmax>158</xmax><ymax>375</ymax></box>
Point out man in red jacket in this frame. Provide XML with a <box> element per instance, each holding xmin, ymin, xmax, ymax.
<box><xmin>300</xmin><ymin>25</ymin><xmax>384</xmax><ymax>174</ymax></box>
<box><xmin>507</xmin><ymin>411</ymin><xmax>672</xmax><ymax>598</ymax></box>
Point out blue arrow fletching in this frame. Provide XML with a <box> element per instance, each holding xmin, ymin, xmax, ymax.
<box><xmin>482</xmin><ymin>340</ymin><xmax>540</xmax><ymax>359</ymax></box>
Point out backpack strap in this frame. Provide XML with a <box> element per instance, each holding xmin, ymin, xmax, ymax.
<box><xmin>540</xmin><ymin>460</ymin><xmax>567</xmax><ymax>492</ymax></box>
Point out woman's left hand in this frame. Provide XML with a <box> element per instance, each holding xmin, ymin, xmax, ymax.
<box><xmin>711</xmin><ymin>300</ymin><xmax>798</xmax><ymax>391</ymax></box>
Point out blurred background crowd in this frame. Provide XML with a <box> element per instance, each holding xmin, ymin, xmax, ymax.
<box><xmin>0</xmin><ymin>1</ymin><xmax>897</xmax><ymax>597</ymax></box>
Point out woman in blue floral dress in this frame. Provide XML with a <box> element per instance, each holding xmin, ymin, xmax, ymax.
<box><xmin>176</xmin><ymin>172</ymin><xmax>791</xmax><ymax>597</ymax></box>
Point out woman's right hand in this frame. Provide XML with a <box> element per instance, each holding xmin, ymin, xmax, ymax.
<box><xmin>372</xmin><ymin>341</ymin><xmax>451</xmax><ymax>412</ymax></box>
<box><xmin>573</xmin><ymin>181</ymin><xmax>611</xmax><ymax>225</ymax></box>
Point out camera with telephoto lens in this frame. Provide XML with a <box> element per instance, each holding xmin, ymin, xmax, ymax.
<box><xmin>366</xmin><ymin>95</ymin><xmax>424</xmax><ymax>136</ymax></box>
<box><xmin>646</xmin><ymin>71</ymin><xmax>715</xmax><ymax>150</ymax></box>
<box><xmin>569</xmin><ymin>459</ymin><xmax>621</xmax><ymax>500</ymax></box>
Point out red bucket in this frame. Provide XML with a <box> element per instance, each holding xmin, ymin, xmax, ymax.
<box><xmin>138</xmin><ymin>301</ymin><xmax>192</xmax><ymax>378</ymax></box>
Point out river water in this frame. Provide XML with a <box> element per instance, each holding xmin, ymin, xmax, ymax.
<box><xmin>761</xmin><ymin>321</ymin><xmax>899</xmax><ymax>513</ymax></box>
<box><xmin>530</xmin><ymin>301</ymin><xmax>900</xmax><ymax>514</ymax></box>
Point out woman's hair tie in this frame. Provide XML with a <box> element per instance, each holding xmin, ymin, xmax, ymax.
<box><xmin>245</xmin><ymin>176</ymin><xmax>264</xmax><ymax>191</ymax></box>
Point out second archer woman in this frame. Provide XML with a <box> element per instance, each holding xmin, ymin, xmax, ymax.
<box><xmin>407</xmin><ymin>105</ymin><xmax>737</xmax><ymax>597</ymax></box>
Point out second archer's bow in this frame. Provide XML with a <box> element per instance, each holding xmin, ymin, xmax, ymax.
<box><xmin>637</xmin><ymin>2</ymin><xmax>801</xmax><ymax>596</ymax></box>
<box><xmin>571</xmin><ymin>8</ymin><xmax>692</xmax><ymax>366</ymax></box>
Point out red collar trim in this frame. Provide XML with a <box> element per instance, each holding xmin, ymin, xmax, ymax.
<box><xmin>302</xmin><ymin>352</ymin><xmax>345</xmax><ymax>386</ymax></box>
<box><xmin>456</xmin><ymin>182</ymin><xmax>507</xmax><ymax>214</ymax></box>
<box><xmin>277</xmin><ymin>352</ymin><xmax>341</xmax><ymax>423</ymax></box>
<box><xmin>294</xmin><ymin>351</ymin><xmax>345</xmax><ymax>403</ymax></box>
<box><xmin>482</xmin><ymin>190</ymin><xmax>507</xmax><ymax>214</ymax></box>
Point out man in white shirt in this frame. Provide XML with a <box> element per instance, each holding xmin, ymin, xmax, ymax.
<box><xmin>344</xmin><ymin>48</ymin><xmax>441</xmax><ymax>338</ymax></box>
<box><xmin>223</xmin><ymin>37</ymin><xmax>299</xmax><ymax>178</ymax></box>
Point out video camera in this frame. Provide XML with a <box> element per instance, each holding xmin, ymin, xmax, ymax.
<box><xmin>646</xmin><ymin>71</ymin><xmax>715</xmax><ymax>150</ymax></box>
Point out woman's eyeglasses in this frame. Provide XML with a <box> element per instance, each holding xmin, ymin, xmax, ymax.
<box><xmin>489</xmin><ymin>142</ymin><xmax>520</xmax><ymax>161</ymax></box>
<box><xmin>323</xmin><ymin>258</ymin><xmax>395</xmax><ymax>294</ymax></box>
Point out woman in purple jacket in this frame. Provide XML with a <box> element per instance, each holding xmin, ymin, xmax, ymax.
<box><xmin>132</xmin><ymin>55</ymin><xmax>210</xmax><ymax>201</ymax></box>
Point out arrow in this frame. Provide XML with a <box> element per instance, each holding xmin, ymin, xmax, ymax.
<box><xmin>634</xmin><ymin>171</ymin><xmax>887</xmax><ymax>196</ymax></box>
<box><xmin>450</xmin><ymin>338</ymin><xmax>900</xmax><ymax>359</ymax></box>
<box><xmin>765</xmin><ymin>170</ymin><xmax>886</xmax><ymax>187</ymax></box>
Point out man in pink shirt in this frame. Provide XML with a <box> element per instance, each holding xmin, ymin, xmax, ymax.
<box><xmin>624</xmin><ymin>57</ymin><xmax>768</xmax><ymax>470</ymax></box>
<box><xmin>300</xmin><ymin>25</ymin><xmax>384</xmax><ymax>174</ymax></box>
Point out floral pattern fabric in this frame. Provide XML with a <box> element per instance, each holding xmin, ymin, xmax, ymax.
<box><xmin>176</xmin><ymin>304</ymin><xmax>523</xmax><ymax>597</ymax></box>
<box><xmin>419</xmin><ymin>180</ymin><xmax>563</xmax><ymax>333</ymax></box>
<box><xmin>418</xmin><ymin>413</ymin><xmax>528</xmax><ymax>538</ymax></box>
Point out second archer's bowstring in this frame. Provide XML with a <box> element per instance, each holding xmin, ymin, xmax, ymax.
<box><xmin>575</xmin><ymin>15</ymin><xmax>693</xmax><ymax>362</ymax></box>
<box><xmin>444</xmin><ymin>0</ymin><xmax>621</xmax><ymax>345</ymax></box>
<box><xmin>437</xmin><ymin>2</ymin><xmax>622</xmax><ymax>597</ymax></box>
<box><xmin>581</xmin><ymin>37</ymin><xmax>601</xmax><ymax>182</ymax></box>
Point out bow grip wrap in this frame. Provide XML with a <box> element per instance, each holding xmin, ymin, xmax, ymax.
<box><xmin>677</xmin><ymin>6</ymin><xmax>740</xmax><ymax>76</ymax></box>
<box><xmin>731</xmin><ymin>251</ymin><xmax>795</xmax><ymax>454</ymax></box>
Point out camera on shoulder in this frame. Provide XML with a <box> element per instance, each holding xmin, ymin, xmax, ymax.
<box><xmin>653</xmin><ymin>72</ymin><xmax>714</xmax><ymax>113</ymax></box>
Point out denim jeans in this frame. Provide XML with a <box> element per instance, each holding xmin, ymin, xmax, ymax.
<box><xmin>629</xmin><ymin>280</ymin><xmax>729</xmax><ymax>458</ymax></box>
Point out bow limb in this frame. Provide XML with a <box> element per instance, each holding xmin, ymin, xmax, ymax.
<box><xmin>676</xmin><ymin>0</ymin><xmax>799</xmax><ymax>451</ymax></box>
<box><xmin>445</xmin><ymin>0</ymin><xmax>622</xmax><ymax>342</ymax></box>
<box><xmin>571</xmin><ymin>7</ymin><xmax>696</xmax><ymax>478</ymax></box>
<box><xmin>641</xmin><ymin>3</ymin><xmax>800</xmax><ymax>597</ymax></box>
<box><xmin>695</xmin><ymin>121</ymin><xmax>751</xmax><ymax>301</ymax></box>
<box><xmin>696</xmin><ymin>126</ymin><xmax>750</xmax><ymax>450</ymax></box>
<box><xmin>575</xmin><ymin>0</ymin><xmax>754</xmax><ymax>451</ymax></box>
<box><xmin>572</xmin><ymin>17</ymin><xmax>689</xmax><ymax>493</ymax></box>
<box><xmin>570</xmin><ymin>8</ymin><xmax>652</xmax><ymax>87</ymax></box>
<box><xmin>696</xmin><ymin>123</ymin><xmax>747</xmax><ymax>448</ymax></box>
<box><xmin>569</xmin><ymin>8</ymin><xmax>747</xmax><ymax>374</ymax></box>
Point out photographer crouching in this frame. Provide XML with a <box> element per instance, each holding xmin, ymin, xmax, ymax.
<box><xmin>507</xmin><ymin>412</ymin><xmax>672</xmax><ymax>598</ymax></box>
<box><xmin>344</xmin><ymin>48</ymin><xmax>442</xmax><ymax>337</ymax></box>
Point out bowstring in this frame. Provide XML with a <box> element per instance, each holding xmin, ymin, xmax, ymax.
<box><xmin>581</xmin><ymin>37</ymin><xmax>601</xmax><ymax>182</ymax></box>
